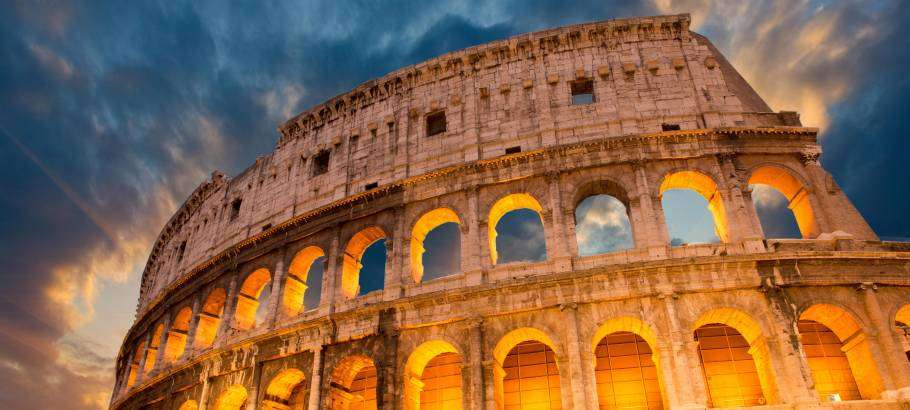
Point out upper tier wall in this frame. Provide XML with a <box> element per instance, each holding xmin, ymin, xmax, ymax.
<box><xmin>136</xmin><ymin>13</ymin><xmax>798</xmax><ymax>313</ymax></box>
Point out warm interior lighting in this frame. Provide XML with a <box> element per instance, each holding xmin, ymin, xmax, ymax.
<box><xmin>263</xmin><ymin>368</ymin><xmax>306</xmax><ymax>409</ymax></box>
<box><xmin>595</xmin><ymin>331</ymin><xmax>663</xmax><ymax>409</ymax></box>
<box><xmin>695</xmin><ymin>323</ymin><xmax>765</xmax><ymax>408</ymax></box>
<box><xmin>403</xmin><ymin>340</ymin><xmax>463</xmax><ymax>410</ymax></box>
<box><xmin>341</xmin><ymin>227</ymin><xmax>386</xmax><ymax>299</ymax></box>
<box><xmin>144</xmin><ymin>323</ymin><xmax>164</xmax><ymax>374</ymax></box>
<box><xmin>178</xmin><ymin>399</ymin><xmax>199</xmax><ymax>410</ymax></box>
<box><xmin>234</xmin><ymin>268</ymin><xmax>271</xmax><ymax>330</ymax></box>
<box><xmin>283</xmin><ymin>246</ymin><xmax>325</xmax><ymax>316</ymax></box>
<box><xmin>410</xmin><ymin>208</ymin><xmax>461</xmax><ymax>283</ymax></box>
<box><xmin>194</xmin><ymin>288</ymin><xmax>225</xmax><ymax>349</ymax></box>
<box><xmin>659</xmin><ymin>171</ymin><xmax>729</xmax><ymax>242</ymax></box>
<box><xmin>164</xmin><ymin>306</ymin><xmax>192</xmax><ymax>362</ymax></box>
<box><xmin>797</xmin><ymin>320</ymin><xmax>861</xmax><ymax>401</ymax></box>
<box><xmin>748</xmin><ymin>166</ymin><xmax>818</xmax><ymax>238</ymax></box>
<box><xmin>488</xmin><ymin>193</ymin><xmax>545</xmax><ymax>265</ymax></box>
<box><xmin>214</xmin><ymin>385</ymin><xmax>248</xmax><ymax>410</ymax></box>
<box><xmin>331</xmin><ymin>355</ymin><xmax>377</xmax><ymax>410</ymax></box>
<box><xmin>492</xmin><ymin>328</ymin><xmax>561</xmax><ymax>409</ymax></box>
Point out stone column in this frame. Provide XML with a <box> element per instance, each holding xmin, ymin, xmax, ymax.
<box><xmin>247</xmin><ymin>357</ymin><xmax>263</xmax><ymax>410</ymax></box>
<box><xmin>184</xmin><ymin>293</ymin><xmax>202</xmax><ymax>358</ymax></box>
<box><xmin>660</xmin><ymin>293</ymin><xmax>703</xmax><ymax>408</ymax></box>
<box><xmin>153</xmin><ymin>314</ymin><xmax>173</xmax><ymax>372</ymax></box>
<box><xmin>134</xmin><ymin>334</ymin><xmax>152</xmax><ymax>385</ymax></box>
<box><xmin>463</xmin><ymin>187</ymin><xmax>484</xmax><ymax>285</ymax></box>
<box><xmin>716</xmin><ymin>153</ymin><xmax>764</xmax><ymax>252</ymax></box>
<box><xmin>861</xmin><ymin>283</ymin><xmax>910</xmax><ymax>395</ymax></box>
<box><xmin>322</xmin><ymin>229</ymin><xmax>340</xmax><ymax>313</ymax></box>
<box><xmin>384</xmin><ymin>207</ymin><xmax>406</xmax><ymax>301</ymax></box>
<box><xmin>266</xmin><ymin>256</ymin><xmax>287</xmax><ymax>327</ymax></box>
<box><xmin>467</xmin><ymin>317</ymin><xmax>486</xmax><ymax>409</ymax></box>
<box><xmin>198</xmin><ymin>362</ymin><xmax>212</xmax><ymax>410</ymax></box>
<box><xmin>546</xmin><ymin>171</ymin><xmax>572</xmax><ymax>268</ymax></box>
<box><xmin>559</xmin><ymin>303</ymin><xmax>592</xmax><ymax>410</ymax></box>
<box><xmin>215</xmin><ymin>273</ymin><xmax>240</xmax><ymax>345</ymax></box>
<box><xmin>307</xmin><ymin>346</ymin><xmax>323</xmax><ymax>410</ymax></box>
<box><xmin>633</xmin><ymin>162</ymin><xmax>668</xmax><ymax>257</ymax></box>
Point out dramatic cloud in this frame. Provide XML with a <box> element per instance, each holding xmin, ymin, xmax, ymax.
<box><xmin>0</xmin><ymin>1</ymin><xmax>907</xmax><ymax>409</ymax></box>
<box><xmin>575</xmin><ymin>195</ymin><xmax>634</xmax><ymax>256</ymax></box>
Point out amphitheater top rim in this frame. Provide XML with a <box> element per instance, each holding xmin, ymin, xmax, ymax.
<box><xmin>276</xmin><ymin>13</ymin><xmax>692</xmax><ymax>138</ymax></box>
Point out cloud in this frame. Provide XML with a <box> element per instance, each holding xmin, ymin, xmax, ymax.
<box><xmin>575</xmin><ymin>195</ymin><xmax>634</xmax><ymax>256</ymax></box>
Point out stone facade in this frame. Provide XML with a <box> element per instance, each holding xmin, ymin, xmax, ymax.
<box><xmin>111</xmin><ymin>13</ymin><xmax>910</xmax><ymax>410</ymax></box>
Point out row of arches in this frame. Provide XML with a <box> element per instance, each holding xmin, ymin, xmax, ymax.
<box><xmin>174</xmin><ymin>302</ymin><xmax>900</xmax><ymax>410</ymax></box>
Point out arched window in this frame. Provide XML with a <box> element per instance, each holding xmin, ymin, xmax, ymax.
<box><xmin>800</xmin><ymin>304</ymin><xmax>884</xmax><ymax>400</ymax></box>
<box><xmin>194</xmin><ymin>288</ymin><xmax>225</xmax><ymax>349</ymax></box>
<box><xmin>493</xmin><ymin>328</ymin><xmax>562</xmax><ymax>409</ymax></box>
<box><xmin>341</xmin><ymin>227</ymin><xmax>386</xmax><ymax>299</ymax></box>
<box><xmin>489</xmin><ymin>193</ymin><xmax>546</xmax><ymax>265</ymax></box>
<box><xmin>894</xmin><ymin>304</ymin><xmax>910</xmax><ymax>361</ymax></box>
<box><xmin>234</xmin><ymin>268</ymin><xmax>271</xmax><ymax>330</ymax></box>
<box><xmin>403</xmin><ymin>340</ymin><xmax>463</xmax><ymax>410</ymax></box>
<box><xmin>410</xmin><ymin>208</ymin><xmax>461</xmax><ymax>283</ymax></box>
<box><xmin>263</xmin><ymin>368</ymin><xmax>307</xmax><ymax>409</ymax></box>
<box><xmin>144</xmin><ymin>323</ymin><xmax>164</xmax><ymax>374</ymax></box>
<box><xmin>574</xmin><ymin>180</ymin><xmax>634</xmax><ymax>256</ymax></box>
<box><xmin>214</xmin><ymin>385</ymin><xmax>248</xmax><ymax>410</ymax></box>
<box><xmin>283</xmin><ymin>246</ymin><xmax>326</xmax><ymax>316</ymax></box>
<box><xmin>126</xmin><ymin>345</ymin><xmax>143</xmax><ymax>388</ymax></box>
<box><xmin>164</xmin><ymin>306</ymin><xmax>192</xmax><ymax>363</ymax></box>
<box><xmin>591</xmin><ymin>318</ymin><xmax>664</xmax><ymax>409</ymax></box>
<box><xmin>330</xmin><ymin>355</ymin><xmax>377</xmax><ymax>410</ymax></box>
<box><xmin>748</xmin><ymin>166</ymin><xmax>817</xmax><ymax>239</ymax></box>
<box><xmin>660</xmin><ymin>171</ymin><xmax>727</xmax><ymax>245</ymax></box>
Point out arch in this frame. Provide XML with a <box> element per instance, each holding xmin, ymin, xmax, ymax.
<box><xmin>410</xmin><ymin>208</ymin><xmax>462</xmax><ymax>283</ymax></box>
<box><xmin>403</xmin><ymin>340</ymin><xmax>463</xmax><ymax>410</ymax></box>
<box><xmin>214</xmin><ymin>385</ymin><xmax>248</xmax><ymax>410</ymax></box>
<box><xmin>194</xmin><ymin>287</ymin><xmax>226</xmax><ymax>349</ymax></box>
<box><xmin>572</xmin><ymin>178</ymin><xmax>631</xmax><ymax>210</ymax></box>
<box><xmin>488</xmin><ymin>193</ymin><xmax>545</xmax><ymax>265</ymax></box>
<box><xmin>283</xmin><ymin>246</ymin><xmax>325</xmax><ymax>316</ymax></box>
<box><xmin>126</xmin><ymin>345</ymin><xmax>143</xmax><ymax>388</ymax></box>
<box><xmin>659</xmin><ymin>170</ymin><xmax>729</xmax><ymax>243</ymax></box>
<box><xmin>341</xmin><ymin>226</ymin><xmax>386</xmax><ymax>299</ymax></box>
<box><xmin>164</xmin><ymin>306</ymin><xmax>192</xmax><ymax>363</ymax></box>
<box><xmin>894</xmin><ymin>304</ymin><xmax>910</xmax><ymax>362</ymax></box>
<box><xmin>692</xmin><ymin>308</ymin><xmax>777</xmax><ymax>407</ymax></box>
<box><xmin>492</xmin><ymin>327</ymin><xmax>562</xmax><ymax>409</ymax></box>
<box><xmin>144</xmin><ymin>323</ymin><xmax>164</xmax><ymax>374</ymax></box>
<box><xmin>263</xmin><ymin>368</ymin><xmax>307</xmax><ymax>409</ymax></box>
<box><xmin>330</xmin><ymin>355</ymin><xmax>377</xmax><ymax>410</ymax></box>
<box><xmin>234</xmin><ymin>268</ymin><xmax>271</xmax><ymax>330</ymax></box>
<box><xmin>800</xmin><ymin>303</ymin><xmax>884</xmax><ymax>399</ymax></box>
<box><xmin>895</xmin><ymin>304</ymin><xmax>910</xmax><ymax>328</ymax></box>
<box><xmin>748</xmin><ymin>165</ymin><xmax>818</xmax><ymax>238</ymax></box>
<box><xmin>574</xmin><ymin>193</ymin><xmax>634</xmax><ymax>256</ymax></box>
<box><xmin>591</xmin><ymin>317</ymin><xmax>666</xmax><ymax>410</ymax></box>
<box><xmin>178</xmin><ymin>399</ymin><xmax>198</xmax><ymax>410</ymax></box>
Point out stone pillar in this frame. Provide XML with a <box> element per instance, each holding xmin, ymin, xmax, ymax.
<box><xmin>153</xmin><ymin>314</ymin><xmax>173</xmax><ymax>373</ymax></box>
<box><xmin>559</xmin><ymin>303</ymin><xmax>592</xmax><ymax>410</ymax></box>
<box><xmin>198</xmin><ymin>363</ymin><xmax>212</xmax><ymax>410</ymax></box>
<box><xmin>463</xmin><ymin>186</ymin><xmax>485</xmax><ymax>285</ymax></box>
<box><xmin>184</xmin><ymin>293</ymin><xmax>202</xmax><ymax>358</ymax></box>
<box><xmin>633</xmin><ymin>162</ymin><xmax>669</xmax><ymax>257</ymax></box>
<box><xmin>861</xmin><ymin>283</ymin><xmax>910</xmax><ymax>396</ymax></box>
<box><xmin>266</xmin><ymin>256</ymin><xmax>287</xmax><ymax>327</ymax></box>
<box><xmin>716</xmin><ymin>154</ymin><xmax>764</xmax><ymax>252</ymax></box>
<box><xmin>759</xmin><ymin>289</ymin><xmax>817</xmax><ymax>405</ymax></box>
<box><xmin>215</xmin><ymin>273</ymin><xmax>240</xmax><ymax>345</ymax></box>
<box><xmin>482</xmin><ymin>360</ymin><xmax>503</xmax><ymax>410</ymax></box>
<box><xmin>660</xmin><ymin>293</ymin><xmax>704</xmax><ymax>408</ymax></box>
<box><xmin>384</xmin><ymin>208</ymin><xmax>406</xmax><ymax>301</ymax></box>
<box><xmin>307</xmin><ymin>346</ymin><xmax>323</xmax><ymax>410</ymax></box>
<box><xmin>322</xmin><ymin>229</ymin><xmax>340</xmax><ymax>313</ymax></box>
<box><xmin>247</xmin><ymin>357</ymin><xmax>263</xmax><ymax>410</ymax></box>
<box><xmin>467</xmin><ymin>317</ymin><xmax>486</xmax><ymax>409</ymax></box>
<box><xmin>546</xmin><ymin>171</ymin><xmax>572</xmax><ymax>267</ymax></box>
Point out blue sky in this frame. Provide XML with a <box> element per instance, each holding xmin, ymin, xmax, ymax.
<box><xmin>0</xmin><ymin>1</ymin><xmax>908</xmax><ymax>408</ymax></box>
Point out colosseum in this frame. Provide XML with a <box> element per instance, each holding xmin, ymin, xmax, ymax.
<box><xmin>111</xmin><ymin>13</ymin><xmax>910</xmax><ymax>410</ymax></box>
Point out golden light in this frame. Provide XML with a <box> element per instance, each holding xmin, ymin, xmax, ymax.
<box><xmin>341</xmin><ymin>227</ymin><xmax>385</xmax><ymax>299</ymax></box>
<box><xmin>178</xmin><ymin>399</ymin><xmax>198</xmax><ymax>410</ymax></box>
<box><xmin>488</xmin><ymin>193</ymin><xmax>544</xmax><ymax>265</ymax></box>
<box><xmin>748</xmin><ymin>166</ymin><xmax>818</xmax><ymax>238</ymax></box>
<box><xmin>410</xmin><ymin>208</ymin><xmax>461</xmax><ymax>283</ymax></box>
<box><xmin>214</xmin><ymin>385</ymin><xmax>248</xmax><ymax>410</ymax></box>
<box><xmin>263</xmin><ymin>368</ymin><xmax>306</xmax><ymax>409</ymax></box>
<box><xmin>234</xmin><ymin>268</ymin><xmax>271</xmax><ymax>330</ymax></box>
<box><xmin>144</xmin><ymin>323</ymin><xmax>164</xmax><ymax>374</ymax></box>
<box><xmin>659</xmin><ymin>171</ymin><xmax>729</xmax><ymax>242</ymax></box>
<box><xmin>330</xmin><ymin>355</ymin><xmax>377</xmax><ymax>410</ymax></box>
<box><xmin>164</xmin><ymin>306</ymin><xmax>192</xmax><ymax>363</ymax></box>
<box><xmin>492</xmin><ymin>327</ymin><xmax>561</xmax><ymax>409</ymax></box>
<box><xmin>194</xmin><ymin>287</ymin><xmax>225</xmax><ymax>349</ymax></box>
<box><xmin>591</xmin><ymin>317</ymin><xmax>665</xmax><ymax>409</ymax></box>
<box><xmin>403</xmin><ymin>340</ymin><xmax>462</xmax><ymax>410</ymax></box>
<box><xmin>283</xmin><ymin>246</ymin><xmax>325</xmax><ymax>316</ymax></box>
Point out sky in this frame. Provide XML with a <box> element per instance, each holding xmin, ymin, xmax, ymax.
<box><xmin>0</xmin><ymin>0</ymin><xmax>908</xmax><ymax>408</ymax></box>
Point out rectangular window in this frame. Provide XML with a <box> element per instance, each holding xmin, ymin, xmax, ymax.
<box><xmin>661</xmin><ymin>123</ymin><xmax>681</xmax><ymax>131</ymax></box>
<box><xmin>230</xmin><ymin>198</ymin><xmax>242</xmax><ymax>221</ymax></box>
<box><xmin>505</xmin><ymin>146</ymin><xmax>521</xmax><ymax>155</ymax></box>
<box><xmin>571</xmin><ymin>79</ymin><xmax>595</xmax><ymax>105</ymax></box>
<box><xmin>312</xmin><ymin>150</ymin><xmax>330</xmax><ymax>176</ymax></box>
<box><xmin>177</xmin><ymin>241</ymin><xmax>186</xmax><ymax>262</ymax></box>
<box><xmin>364</xmin><ymin>182</ymin><xmax>378</xmax><ymax>191</ymax></box>
<box><xmin>426</xmin><ymin>111</ymin><xmax>446</xmax><ymax>136</ymax></box>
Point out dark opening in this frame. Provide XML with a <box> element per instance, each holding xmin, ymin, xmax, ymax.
<box><xmin>571</xmin><ymin>79</ymin><xmax>595</xmax><ymax>105</ymax></box>
<box><xmin>177</xmin><ymin>241</ymin><xmax>186</xmax><ymax>262</ymax></box>
<box><xmin>312</xmin><ymin>150</ymin><xmax>330</xmax><ymax>176</ymax></box>
<box><xmin>364</xmin><ymin>182</ymin><xmax>378</xmax><ymax>191</ymax></box>
<box><xmin>388</xmin><ymin>122</ymin><xmax>396</xmax><ymax>133</ymax></box>
<box><xmin>230</xmin><ymin>198</ymin><xmax>242</xmax><ymax>221</ymax></box>
<box><xmin>426</xmin><ymin>111</ymin><xmax>446</xmax><ymax>136</ymax></box>
<box><xmin>370</xmin><ymin>128</ymin><xmax>377</xmax><ymax>139</ymax></box>
<box><xmin>505</xmin><ymin>146</ymin><xmax>522</xmax><ymax>155</ymax></box>
<box><xmin>262</xmin><ymin>224</ymin><xmax>272</xmax><ymax>231</ymax></box>
<box><xmin>661</xmin><ymin>123</ymin><xmax>681</xmax><ymax>131</ymax></box>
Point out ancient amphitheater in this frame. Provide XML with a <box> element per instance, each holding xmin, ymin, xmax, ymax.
<box><xmin>111</xmin><ymin>13</ymin><xmax>910</xmax><ymax>410</ymax></box>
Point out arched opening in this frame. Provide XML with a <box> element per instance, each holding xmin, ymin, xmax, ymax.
<box><xmin>263</xmin><ymin>368</ymin><xmax>307</xmax><ymax>409</ymax></box>
<box><xmin>342</xmin><ymin>227</ymin><xmax>387</xmax><ymax>299</ymax></box>
<box><xmin>748</xmin><ymin>166</ymin><xmax>817</xmax><ymax>239</ymax></box>
<box><xmin>403</xmin><ymin>340</ymin><xmax>463</xmax><ymax>410</ymax></box>
<box><xmin>489</xmin><ymin>193</ymin><xmax>546</xmax><ymax>265</ymax></box>
<box><xmin>214</xmin><ymin>385</ymin><xmax>248</xmax><ymax>410</ymax></box>
<box><xmin>283</xmin><ymin>246</ymin><xmax>326</xmax><ymax>316</ymax></box>
<box><xmin>692</xmin><ymin>308</ymin><xmax>778</xmax><ymax>407</ymax></box>
<box><xmin>659</xmin><ymin>171</ymin><xmax>727</xmax><ymax>245</ymax></box>
<box><xmin>194</xmin><ymin>287</ymin><xmax>226</xmax><ymax>349</ymax></box>
<box><xmin>573</xmin><ymin>180</ymin><xmax>634</xmax><ymax>256</ymax></box>
<box><xmin>493</xmin><ymin>327</ymin><xmax>562</xmax><ymax>409</ymax></box>
<box><xmin>330</xmin><ymin>355</ymin><xmax>377</xmax><ymax>410</ymax></box>
<box><xmin>178</xmin><ymin>399</ymin><xmax>199</xmax><ymax>410</ymax></box>
<box><xmin>800</xmin><ymin>304</ymin><xmax>884</xmax><ymax>400</ymax></box>
<box><xmin>126</xmin><ymin>346</ymin><xmax>143</xmax><ymax>388</ymax></box>
<box><xmin>144</xmin><ymin>323</ymin><xmax>164</xmax><ymax>374</ymax></box>
<box><xmin>410</xmin><ymin>208</ymin><xmax>462</xmax><ymax>283</ymax></box>
<box><xmin>894</xmin><ymin>304</ymin><xmax>910</xmax><ymax>361</ymax></box>
<box><xmin>164</xmin><ymin>306</ymin><xmax>192</xmax><ymax>363</ymax></box>
<box><xmin>234</xmin><ymin>268</ymin><xmax>271</xmax><ymax>330</ymax></box>
<box><xmin>591</xmin><ymin>317</ymin><xmax>665</xmax><ymax>409</ymax></box>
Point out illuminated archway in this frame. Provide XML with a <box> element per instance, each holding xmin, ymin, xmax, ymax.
<box><xmin>591</xmin><ymin>317</ymin><xmax>665</xmax><ymax>409</ymax></box>
<box><xmin>126</xmin><ymin>345</ymin><xmax>143</xmax><ymax>388</ymax></box>
<box><xmin>573</xmin><ymin>180</ymin><xmax>634</xmax><ymax>256</ymax></box>
<box><xmin>164</xmin><ymin>306</ymin><xmax>192</xmax><ymax>362</ymax></box>
<box><xmin>234</xmin><ymin>268</ymin><xmax>271</xmax><ymax>330</ymax></box>
<box><xmin>800</xmin><ymin>304</ymin><xmax>884</xmax><ymax>399</ymax></box>
<box><xmin>144</xmin><ymin>323</ymin><xmax>164</xmax><ymax>374</ymax></box>
<box><xmin>692</xmin><ymin>308</ymin><xmax>777</xmax><ymax>407</ymax></box>
<box><xmin>263</xmin><ymin>368</ymin><xmax>307</xmax><ymax>409</ymax></box>
<box><xmin>488</xmin><ymin>193</ymin><xmax>546</xmax><ymax>265</ymax></box>
<box><xmin>748</xmin><ymin>166</ymin><xmax>818</xmax><ymax>239</ymax></box>
<box><xmin>329</xmin><ymin>355</ymin><xmax>377</xmax><ymax>410</ymax></box>
<box><xmin>403</xmin><ymin>340</ymin><xmax>463</xmax><ymax>410</ymax></box>
<box><xmin>214</xmin><ymin>385</ymin><xmax>248</xmax><ymax>410</ymax></box>
<box><xmin>659</xmin><ymin>171</ymin><xmax>729</xmax><ymax>243</ymax></box>
<box><xmin>410</xmin><ymin>208</ymin><xmax>461</xmax><ymax>283</ymax></box>
<box><xmin>493</xmin><ymin>327</ymin><xmax>562</xmax><ymax>409</ymax></box>
<box><xmin>341</xmin><ymin>227</ymin><xmax>387</xmax><ymax>299</ymax></box>
<box><xmin>178</xmin><ymin>399</ymin><xmax>198</xmax><ymax>410</ymax></box>
<box><xmin>894</xmin><ymin>304</ymin><xmax>910</xmax><ymax>361</ymax></box>
<box><xmin>194</xmin><ymin>287</ymin><xmax>226</xmax><ymax>349</ymax></box>
<box><xmin>283</xmin><ymin>246</ymin><xmax>325</xmax><ymax>316</ymax></box>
